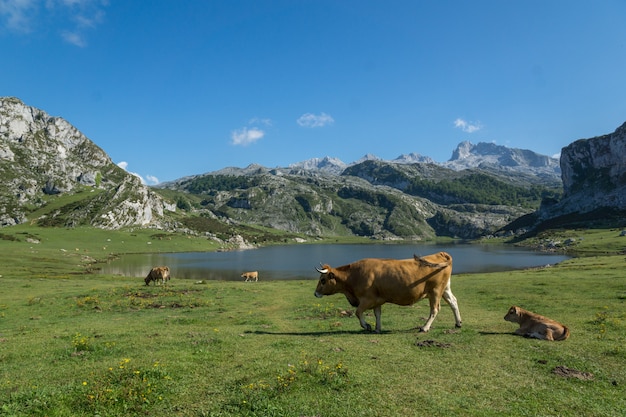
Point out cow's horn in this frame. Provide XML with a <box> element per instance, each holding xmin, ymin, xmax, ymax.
<box><xmin>316</xmin><ymin>265</ymin><xmax>329</xmax><ymax>274</ymax></box>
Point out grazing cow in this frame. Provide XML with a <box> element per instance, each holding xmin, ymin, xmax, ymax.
<box><xmin>145</xmin><ymin>266</ymin><xmax>171</xmax><ymax>286</ymax></box>
<box><xmin>504</xmin><ymin>306</ymin><xmax>570</xmax><ymax>341</ymax></box>
<box><xmin>314</xmin><ymin>252</ymin><xmax>462</xmax><ymax>333</ymax></box>
<box><xmin>241</xmin><ymin>271</ymin><xmax>259</xmax><ymax>282</ymax></box>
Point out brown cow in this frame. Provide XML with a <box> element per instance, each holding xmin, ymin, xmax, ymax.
<box><xmin>314</xmin><ymin>252</ymin><xmax>462</xmax><ymax>333</ymax></box>
<box><xmin>241</xmin><ymin>271</ymin><xmax>259</xmax><ymax>282</ymax></box>
<box><xmin>145</xmin><ymin>266</ymin><xmax>171</xmax><ymax>286</ymax></box>
<box><xmin>504</xmin><ymin>306</ymin><xmax>570</xmax><ymax>341</ymax></box>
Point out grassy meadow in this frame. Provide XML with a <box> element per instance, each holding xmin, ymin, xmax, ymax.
<box><xmin>0</xmin><ymin>226</ymin><xmax>625</xmax><ymax>416</ymax></box>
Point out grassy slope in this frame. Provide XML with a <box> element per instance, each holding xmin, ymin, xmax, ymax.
<box><xmin>0</xmin><ymin>226</ymin><xmax>624</xmax><ymax>416</ymax></box>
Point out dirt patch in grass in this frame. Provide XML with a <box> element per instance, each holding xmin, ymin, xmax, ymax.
<box><xmin>120</xmin><ymin>289</ymin><xmax>206</xmax><ymax>309</ymax></box>
<box><xmin>415</xmin><ymin>339</ymin><xmax>452</xmax><ymax>348</ymax></box>
<box><xmin>124</xmin><ymin>289</ymin><xmax>202</xmax><ymax>298</ymax></box>
<box><xmin>552</xmin><ymin>365</ymin><xmax>594</xmax><ymax>380</ymax></box>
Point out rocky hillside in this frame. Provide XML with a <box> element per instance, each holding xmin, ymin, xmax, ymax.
<box><xmin>0</xmin><ymin>97</ymin><xmax>175</xmax><ymax>229</ymax></box>
<box><xmin>159</xmin><ymin>159</ymin><xmax>558</xmax><ymax>239</ymax></box>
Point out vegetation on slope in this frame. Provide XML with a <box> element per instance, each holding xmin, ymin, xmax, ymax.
<box><xmin>343</xmin><ymin>160</ymin><xmax>562</xmax><ymax>208</ymax></box>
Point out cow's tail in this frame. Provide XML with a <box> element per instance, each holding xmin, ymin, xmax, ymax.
<box><xmin>557</xmin><ymin>325</ymin><xmax>570</xmax><ymax>341</ymax></box>
<box><xmin>414</xmin><ymin>252</ymin><xmax>452</xmax><ymax>269</ymax></box>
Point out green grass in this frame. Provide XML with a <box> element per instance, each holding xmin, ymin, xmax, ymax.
<box><xmin>0</xmin><ymin>226</ymin><xmax>625</xmax><ymax>416</ymax></box>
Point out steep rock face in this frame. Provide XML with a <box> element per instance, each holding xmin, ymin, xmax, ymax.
<box><xmin>545</xmin><ymin>122</ymin><xmax>626</xmax><ymax>217</ymax></box>
<box><xmin>0</xmin><ymin>97</ymin><xmax>174</xmax><ymax>228</ymax></box>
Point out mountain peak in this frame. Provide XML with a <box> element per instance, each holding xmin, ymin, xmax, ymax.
<box><xmin>288</xmin><ymin>156</ymin><xmax>347</xmax><ymax>174</ymax></box>
<box><xmin>392</xmin><ymin>152</ymin><xmax>435</xmax><ymax>164</ymax></box>
<box><xmin>445</xmin><ymin>141</ymin><xmax>560</xmax><ymax>174</ymax></box>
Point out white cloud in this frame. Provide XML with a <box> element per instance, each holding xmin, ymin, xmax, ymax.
<box><xmin>117</xmin><ymin>161</ymin><xmax>159</xmax><ymax>185</ymax></box>
<box><xmin>454</xmin><ymin>118</ymin><xmax>482</xmax><ymax>133</ymax></box>
<box><xmin>297</xmin><ymin>112</ymin><xmax>335</xmax><ymax>128</ymax></box>
<box><xmin>0</xmin><ymin>0</ymin><xmax>37</xmax><ymax>32</ymax></box>
<box><xmin>61</xmin><ymin>30</ymin><xmax>85</xmax><ymax>47</ymax></box>
<box><xmin>248</xmin><ymin>117</ymin><xmax>272</xmax><ymax>127</ymax></box>
<box><xmin>145</xmin><ymin>175</ymin><xmax>159</xmax><ymax>185</ymax></box>
<box><xmin>0</xmin><ymin>0</ymin><xmax>107</xmax><ymax>46</ymax></box>
<box><xmin>231</xmin><ymin>127</ymin><xmax>264</xmax><ymax>146</ymax></box>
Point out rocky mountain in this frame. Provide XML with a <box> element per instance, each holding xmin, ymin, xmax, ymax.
<box><xmin>0</xmin><ymin>97</ymin><xmax>175</xmax><ymax>229</ymax></box>
<box><xmin>392</xmin><ymin>152</ymin><xmax>435</xmax><ymax>165</ymax></box>
<box><xmin>288</xmin><ymin>156</ymin><xmax>347</xmax><ymax>174</ymax></box>
<box><xmin>535</xmin><ymin>121</ymin><xmax>626</xmax><ymax>224</ymax></box>
<box><xmin>444</xmin><ymin>141</ymin><xmax>561</xmax><ymax>183</ymax></box>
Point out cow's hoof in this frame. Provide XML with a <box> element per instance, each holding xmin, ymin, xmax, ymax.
<box><xmin>418</xmin><ymin>327</ymin><xmax>429</xmax><ymax>333</ymax></box>
<box><xmin>455</xmin><ymin>323</ymin><xmax>462</xmax><ymax>328</ymax></box>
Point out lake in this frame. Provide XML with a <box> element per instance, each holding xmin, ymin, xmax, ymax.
<box><xmin>99</xmin><ymin>243</ymin><xmax>570</xmax><ymax>281</ymax></box>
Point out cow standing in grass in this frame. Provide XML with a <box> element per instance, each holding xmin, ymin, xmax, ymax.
<box><xmin>314</xmin><ymin>252</ymin><xmax>462</xmax><ymax>333</ymax></box>
<box><xmin>145</xmin><ymin>266</ymin><xmax>171</xmax><ymax>286</ymax></box>
<box><xmin>241</xmin><ymin>271</ymin><xmax>259</xmax><ymax>282</ymax></box>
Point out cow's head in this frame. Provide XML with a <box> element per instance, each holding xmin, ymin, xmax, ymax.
<box><xmin>504</xmin><ymin>306</ymin><xmax>520</xmax><ymax>322</ymax></box>
<box><xmin>314</xmin><ymin>264</ymin><xmax>339</xmax><ymax>298</ymax></box>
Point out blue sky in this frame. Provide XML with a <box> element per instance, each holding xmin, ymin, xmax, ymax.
<box><xmin>2</xmin><ymin>1</ymin><xmax>626</xmax><ymax>184</ymax></box>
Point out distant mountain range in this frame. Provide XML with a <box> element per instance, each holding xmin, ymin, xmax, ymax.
<box><xmin>287</xmin><ymin>142</ymin><xmax>559</xmax><ymax>175</ymax></box>
<box><xmin>210</xmin><ymin>141</ymin><xmax>561</xmax><ymax>186</ymax></box>
<box><xmin>161</xmin><ymin>140</ymin><xmax>564</xmax><ymax>240</ymax></box>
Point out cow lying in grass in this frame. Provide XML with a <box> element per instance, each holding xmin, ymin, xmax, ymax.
<box><xmin>314</xmin><ymin>252</ymin><xmax>462</xmax><ymax>333</ymax></box>
<box><xmin>504</xmin><ymin>305</ymin><xmax>570</xmax><ymax>341</ymax></box>
<box><xmin>241</xmin><ymin>271</ymin><xmax>259</xmax><ymax>282</ymax></box>
<box><xmin>145</xmin><ymin>266</ymin><xmax>171</xmax><ymax>286</ymax></box>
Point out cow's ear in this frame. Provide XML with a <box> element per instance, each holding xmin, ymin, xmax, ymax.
<box><xmin>328</xmin><ymin>272</ymin><xmax>335</xmax><ymax>280</ymax></box>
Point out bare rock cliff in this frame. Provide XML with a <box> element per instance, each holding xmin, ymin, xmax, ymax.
<box><xmin>540</xmin><ymin>122</ymin><xmax>626</xmax><ymax>219</ymax></box>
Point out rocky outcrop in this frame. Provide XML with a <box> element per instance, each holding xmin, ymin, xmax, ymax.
<box><xmin>93</xmin><ymin>175</ymin><xmax>177</xmax><ymax>229</ymax></box>
<box><xmin>0</xmin><ymin>97</ymin><xmax>174</xmax><ymax>228</ymax></box>
<box><xmin>539</xmin><ymin>122</ymin><xmax>626</xmax><ymax>220</ymax></box>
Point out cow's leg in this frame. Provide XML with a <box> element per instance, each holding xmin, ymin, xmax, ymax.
<box><xmin>543</xmin><ymin>328</ymin><xmax>554</xmax><ymax>341</ymax></box>
<box><xmin>356</xmin><ymin>302</ymin><xmax>374</xmax><ymax>332</ymax></box>
<box><xmin>442</xmin><ymin>282</ymin><xmax>462</xmax><ymax>328</ymax></box>
<box><xmin>373</xmin><ymin>306</ymin><xmax>382</xmax><ymax>333</ymax></box>
<box><xmin>420</xmin><ymin>294</ymin><xmax>440</xmax><ymax>332</ymax></box>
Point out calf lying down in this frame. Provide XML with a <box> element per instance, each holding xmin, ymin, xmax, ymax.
<box><xmin>504</xmin><ymin>305</ymin><xmax>570</xmax><ymax>341</ymax></box>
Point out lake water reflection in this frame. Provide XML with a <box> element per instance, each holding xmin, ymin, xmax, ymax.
<box><xmin>99</xmin><ymin>243</ymin><xmax>570</xmax><ymax>281</ymax></box>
